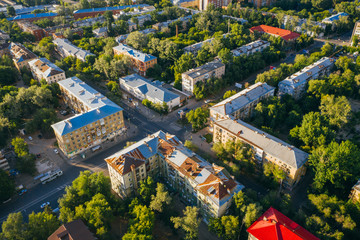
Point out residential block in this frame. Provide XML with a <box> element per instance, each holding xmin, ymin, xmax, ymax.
<box><xmin>53</xmin><ymin>38</ymin><xmax>95</xmax><ymax>62</ymax></box>
<box><xmin>9</xmin><ymin>42</ymin><xmax>37</xmax><ymax>70</ymax></box>
<box><xmin>231</xmin><ymin>40</ymin><xmax>270</xmax><ymax>57</ymax></box>
<box><xmin>28</xmin><ymin>58</ymin><xmax>66</xmax><ymax>84</ymax></box>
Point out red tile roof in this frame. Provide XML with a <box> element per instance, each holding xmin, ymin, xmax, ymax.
<box><xmin>250</xmin><ymin>25</ymin><xmax>300</xmax><ymax>41</ymax></box>
<box><xmin>247</xmin><ymin>207</ymin><xmax>319</xmax><ymax>240</ymax></box>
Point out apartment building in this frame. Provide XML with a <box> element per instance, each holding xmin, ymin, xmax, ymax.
<box><xmin>7</xmin><ymin>12</ymin><xmax>58</xmax><ymax>22</ymax></box>
<box><xmin>53</xmin><ymin>38</ymin><xmax>95</xmax><ymax>62</ymax></box>
<box><xmin>250</xmin><ymin>0</ymin><xmax>275</xmax><ymax>8</ymax></box>
<box><xmin>278</xmin><ymin>57</ymin><xmax>335</xmax><ymax>99</ymax></box>
<box><xmin>93</xmin><ymin>27</ymin><xmax>108</xmax><ymax>38</ymax></box>
<box><xmin>351</xmin><ymin>20</ymin><xmax>360</xmax><ymax>46</ymax></box>
<box><xmin>130</xmin><ymin>14</ymin><xmax>151</xmax><ymax>27</ymax></box>
<box><xmin>9</xmin><ymin>42</ymin><xmax>37</xmax><ymax>70</ymax></box>
<box><xmin>119</xmin><ymin>74</ymin><xmax>181</xmax><ymax>110</ymax></box>
<box><xmin>231</xmin><ymin>40</ymin><xmax>270</xmax><ymax>57</ymax></box>
<box><xmin>198</xmin><ymin>0</ymin><xmax>231</xmax><ymax>11</ymax></box>
<box><xmin>28</xmin><ymin>58</ymin><xmax>66</xmax><ymax>84</ymax></box>
<box><xmin>105</xmin><ymin>131</ymin><xmax>244</xmax><ymax>219</ymax></box>
<box><xmin>115</xmin><ymin>28</ymin><xmax>156</xmax><ymax>43</ymax></box>
<box><xmin>322</xmin><ymin>12</ymin><xmax>348</xmax><ymax>24</ymax></box>
<box><xmin>350</xmin><ymin>179</ymin><xmax>360</xmax><ymax>203</ymax></box>
<box><xmin>213</xmin><ymin>119</ymin><xmax>309</xmax><ymax>190</ymax></box>
<box><xmin>184</xmin><ymin>33</ymin><xmax>228</xmax><ymax>55</ymax></box>
<box><xmin>72</xmin><ymin>16</ymin><xmax>105</xmax><ymax>28</ymax></box>
<box><xmin>247</xmin><ymin>207</ymin><xmax>319</xmax><ymax>240</ymax></box>
<box><xmin>182</xmin><ymin>59</ymin><xmax>225</xmax><ymax>95</ymax></box>
<box><xmin>152</xmin><ymin>15</ymin><xmax>192</xmax><ymax>31</ymax></box>
<box><xmin>51</xmin><ymin>77</ymin><xmax>125</xmax><ymax>157</ymax></box>
<box><xmin>210</xmin><ymin>82</ymin><xmax>275</xmax><ymax>122</ymax></box>
<box><xmin>16</xmin><ymin>21</ymin><xmax>44</xmax><ymax>41</ymax></box>
<box><xmin>113</xmin><ymin>43</ymin><xmax>157</xmax><ymax>76</ymax></box>
<box><xmin>250</xmin><ymin>25</ymin><xmax>300</xmax><ymax>42</ymax></box>
<box><xmin>73</xmin><ymin>4</ymin><xmax>149</xmax><ymax>19</ymax></box>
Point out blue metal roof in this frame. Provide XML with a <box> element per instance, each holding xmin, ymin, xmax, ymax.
<box><xmin>7</xmin><ymin>12</ymin><xmax>58</xmax><ymax>21</ymax></box>
<box><xmin>113</xmin><ymin>43</ymin><xmax>157</xmax><ymax>62</ymax></box>
<box><xmin>73</xmin><ymin>4</ymin><xmax>149</xmax><ymax>14</ymax></box>
<box><xmin>15</xmin><ymin>5</ymin><xmax>53</xmax><ymax>15</ymax></box>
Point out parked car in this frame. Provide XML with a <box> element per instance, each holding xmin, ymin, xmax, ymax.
<box><xmin>28</xmin><ymin>136</ymin><xmax>33</xmax><ymax>141</ymax></box>
<box><xmin>18</xmin><ymin>189</ymin><xmax>27</xmax><ymax>196</ymax></box>
<box><xmin>36</xmin><ymin>154</ymin><xmax>41</xmax><ymax>158</ymax></box>
<box><xmin>54</xmin><ymin>149</ymin><xmax>59</xmax><ymax>154</ymax></box>
<box><xmin>40</xmin><ymin>202</ymin><xmax>50</xmax><ymax>209</ymax></box>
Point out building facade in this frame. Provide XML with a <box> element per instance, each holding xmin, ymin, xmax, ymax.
<box><xmin>113</xmin><ymin>43</ymin><xmax>157</xmax><ymax>76</ymax></box>
<box><xmin>105</xmin><ymin>131</ymin><xmax>244</xmax><ymax>219</ymax></box>
<box><xmin>198</xmin><ymin>0</ymin><xmax>231</xmax><ymax>11</ymax></box>
<box><xmin>119</xmin><ymin>74</ymin><xmax>181</xmax><ymax>111</ymax></box>
<box><xmin>210</xmin><ymin>82</ymin><xmax>275</xmax><ymax>122</ymax></box>
<box><xmin>28</xmin><ymin>58</ymin><xmax>66</xmax><ymax>84</ymax></box>
<box><xmin>351</xmin><ymin>20</ymin><xmax>360</xmax><ymax>46</ymax></box>
<box><xmin>182</xmin><ymin>59</ymin><xmax>225</xmax><ymax>95</ymax></box>
<box><xmin>16</xmin><ymin>21</ymin><xmax>44</xmax><ymax>41</ymax></box>
<box><xmin>8</xmin><ymin>42</ymin><xmax>37</xmax><ymax>70</ymax></box>
<box><xmin>51</xmin><ymin>77</ymin><xmax>125</xmax><ymax>157</ymax></box>
<box><xmin>231</xmin><ymin>40</ymin><xmax>270</xmax><ymax>57</ymax></box>
<box><xmin>350</xmin><ymin>179</ymin><xmax>360</xmax><ymax>203</ymax></box>
<box><xmin>213</xmin><ymin>119</ymin><xmax>309</xmax><ymax>190</ymax></box>
<box><xmin>278</xmin><ymin>57</ymin><xmax>335</xmax><ymax>99</ymax></box>
<box><xmin>53</xmin><ymin>38</ymin><xmax>95</xmax><ymax>62</ymax></box>
<box><xmin>73</xmin><ymin>4</ymin><xmax>149</xmax><ymax>19</ymax></box>
<box><xmin>247</xmin><ymin>207</ymin><xmax>319</xmax><ymax>240</ymax></box>
<box><xmin>184</xmin><ymin>33</ymin><xmax>228</xmax><ymax>55</ymax></box>
<box><xmin>250</xmin><ymin>0</ymin><xmax>275</xmax><ymax>8</ymax></box>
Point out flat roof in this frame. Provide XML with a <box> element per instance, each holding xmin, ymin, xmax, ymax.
<box><xmin>73</xmin><ymin>4</ymin><xmax>149</xmax><ymax>14</ymax></box>
<box><xmin>113</xmin><ymin>43</ymin><xmax>156</xmax><ymax>62</ymax></box>
<box><xmin>182</xmin><ymin>59</ymin><xmax>225</xmax><ymax>79</ymax></box>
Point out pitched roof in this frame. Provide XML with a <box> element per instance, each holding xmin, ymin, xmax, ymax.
<box><xmin>210</xmin><ymin>82</ymin><xmax>275</xmax><ymax>117</ymax></box>
<box><xmin>73</xmin><ymin>4</ymin><xmax>148</xmax><ymax>14</ymax></box>
<box><xmin>231</xmin><ymin>40</ymin><xmax>270</xmax><ymax>57</ymax></box>
<box><xmin>322</xmin><ymin>12</ymin><xmax>348</xmax><ymax>23</ymax></box>
<box><xmin>247</xmin><ymin>207</ymin><xmax>319</xmax><ymax>240</ymax></box>
<box><xmin>182</xmin><ymin>59</ymin><xmax>225</xmax><ymax>79</ymax></box>
<box><xmin>53</xmin><ymin>38</ymin><xmax>94</xmax><ymax>60</ymax></box>
<box><xmin>7</xmin><ymin>12</ymin><xmax>58</xmax><ymax>21</ymax></box>
<box><xmin>9</xmin><ymin>42</ymin><xmax>37</xmax><ymax>63</ymax></box>
<box><xmin>48</xmin><ymin>219</ymin><xmax>96</xmax><ymax>240</ymax></box>
<box><xmin>353</xmin><ymin>179</ymin><xmax>360</xmax><ymax>192</ymax></box>
<box><xmin>214</xmin><ymin>119</ymin><xmax>308</xmax><ymax>169</ymax></box>
<box><xmin>28</xmin><ymin>58</ymin><xmax>64</xmax><ymax>77</ymax></box>
<box><xmin>250</xmin><ymin>25</ymin><xmax>300</xmax><ymax>41</ymax></box>
<box><xmin>279</xmin><ymin>57</ymin><xmax>335</xmax><ymax>88</ymax></box>
<box><xmin>120</xmin><ymin>74</ymin><xmax>180</xmax><ymax>103</ymax></box>
<box><xmin>113</xmin><ymin>43</ymin><xmax>156</xmax><ymax>62</ymax></box>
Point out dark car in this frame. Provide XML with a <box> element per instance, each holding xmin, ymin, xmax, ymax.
<box><xmin>38</xmin><ymin>134</ymin><xmax>42</xmax><ymax>139</ymax></box>
<box><xmin>36</xmin><ymin>154</ymin><xmax>41</xmax><ymax>158</ymax></box>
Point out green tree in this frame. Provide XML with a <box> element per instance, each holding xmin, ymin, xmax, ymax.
<box><xmin>171</xmin><ymin>206</ymin><xmax>201</xmax><ymax>240</ymax></box>
<box><xmin>209</xmin><ymin>216</ymin><xmax>239</xmax><ymax>240</ymax></box>
<box><xmin>0</xmin><ymin>169</ymin><xmax>15</xmax><ymax>202</ymax></box>
<box><xmin>11</xmin><ymin>137</ymin><xmax>29</xmax><ymax>157</ymax></box>
<box><xmin>127</xmin><ymin>204</ymin><xmax>155</xmax><ymax>237</ymax></box>
<box><xmin>25</xmin><ymin>108</ymin><xmax>58</xmax><ymax>135</ymax></box>
<box><xmin>126</xmin><ymin>31</ymin><xmax>148</xmax><ymax>50</ymax></box>
<box><xmin>223</xmin><ymin>90</ymin><xmax>236</xmax><ymax>99</ymax></box>
<box><xmin>0</xmin><ymin>66</ymin><xmax>17</xmax><ymax>87</ymax></box>
<box><xmin>1</xmin><ymin>212</ymin><xmax>26</xmax><ymax>240</ymax></box>
<box><xmin>150</xmin><ymin>183</ymin><xmax>171</xmax><ymax>213</ymax></box>
<box><xmin>27</xmin><ymin>211</ymin><xmax>60</xmax><ymax>240</ymax></box>
<box><xmin>309</xmin><ymin>140</ymin><xmax>360</xmax><ymax>191</ymax></box>
<box><xmin>263</xmin><ymin>162</ymin><xmax>286</xmax><ymax>183</ymax></box>
<box><xmin>6</xmin><ymin>6</ymin><xmax>15</xmax><ymax>17</ymax></box>
<box><xmin>103</xmin><ymin>11</ymin><xmax>114</xmax><ymax>36</ymax></box>
<box><xmin>319</xmin><ymin>95</ymin><xmax>351</xmax><ymax>128</ymax></box>
<box><xmin>186</xmin><ymin>107</ymin><xmax>209</xmax><ymax>131</ymax></box>
<box><xmin>138</xmin><ymin>176</ymin><xmax>156</xmax><ymax>205</ymax></box>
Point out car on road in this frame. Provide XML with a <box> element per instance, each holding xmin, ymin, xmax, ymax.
<box><xmin>54</xmin><ymin>149</ymin><xmax>59</xmax><ymax>154</ymax></box>
<box><xmin>28</xmin><ymin>136</ymin><xmax>33</xmax><ymax>141</ymax></box>
<box><xmin>18</xmin><ymin>189</ymin><xmax>27</xmax><ymax>196</ymax></box>
<box><xmin>40</xmin><ymin>202</ymin><xmax>50</xmax><ymax>209</ymax></box>
<box><xmin>36</xmin><ymin>154</ymin><xmax>41</xmax><ymax>158</ymax></box>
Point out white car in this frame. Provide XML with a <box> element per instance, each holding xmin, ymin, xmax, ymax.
<box><xmin>28</xmin><ymin>136</ymin><xmax>33</xmax><ymax>141</ymax></box>
<box><xmin>40</xmin><ymin>202</ymin><xmax>50</xmax><ymax>208</ymax></box>
<box><xmin>54</xmin><ymin>149</ymin><xmax>59</xmax><ymax>154</ymax></box>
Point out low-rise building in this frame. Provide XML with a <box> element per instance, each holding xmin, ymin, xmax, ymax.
<box><xmin>48</xmin><ymin>219</ymin><xmax>96</xmax><ymax>240</ymax></box>
<box><xmin>7</xmin><ymin>12</ymin><xmax>58</xmax><ymax>22</ymax></box>
<box><xmin>213</xmin><ymin>119</ymin><xmax>309</xmax><ymax>190</ymax></box>
<box><xmin>115</xmin><ymin>28</ymin><xmax>156</xmax><ymax>43</ymax></box>
<box><xmin>8</xmin><ymin>42</ymin><xmax>37</xmax><ymax>70</ymax></box>
<box><xmin>152</xmin><ymin>15</ymin><xmax>192</xmax><ymax>31</ymax></box>
<box><xmin>351</xmin><ymin>20</ymin><xmax>360</xmax><ymax>46</ymax></box>
<box><xmin>51</xmin><ymin>77</ymin><xmax>125</xmax><ymax>157</ymax></box>
<box><xmin>350</xmin><ymin>179</ymin><xmax>360</xmax><ymax>203</ymax></box>
<box><xmin>73</xmin><ymin>4</ymin><xmax>149</xmax><ymax>19</ymax></box>
<box><xmin>210</xmin><ymin>82</ymin><xmax>275</xmax><ymax>122</ymax></box>
<box><xmin>0</xmin><ymin>30</ymin><xmax>10</xmax><ymax>44</ymax></box>
<box><xmin>113</xmin><ymin>43</ymin><xmax>157</xmax><ymax>76</ymax></box>
<box><xmin>28</xmin><ymin>58</ymin><xmax>66</xmax><ymax>84</ymax></box>
<box><xmin>322</xmin><ymin>12</ymin><xmax>349</xmax><ymax>24</ymax></box>
<box><xmin>250</xmin><ymin>25</ymin><xmax>300</xmax><ymax>42</ymax></box>
<box><xmin>72</xmin><ymin>16</ymin><xmax>105</xmax><ymax>28</ymax></box>
<box><xmin>50</xmin><ymin>27</ymin><xmax>83</xmax><ymax>39</ymax></box>
<box><xmin>15</xmin><ymin>4</ymin><xmax>57</xmax><ymax>15</ymax></box>
<box><xmin>93</xmin><ymin>27</ymin><xmax>108</xmax><ymax>38</ymax></box>
<box><xmin>222</xmin><ymin>15</ymin><xmax>247</xmax><ymax>24</ymax></box>
<box><xmin>198</xmin><ymin>0</ymin><xmax>231</xmax><ymax>11</ymax></box>
<box><xmin>231</xmin><ymin>40</ymin><xmax>270</xmax><ymax>57</ymax></box>
<box><xmin>184</xmin><ymin>33</ymin><xmax>228</xmax><ymax>55</ymax></box>
<box><xmin>182</xmin><ymin>59</ymin><xmax>225</xmax><ymax>95</ymax></box>
<box><xmin>16</xmin><ymin>21</ymin><xmax>44</xmax><ymax>41</ymax></box>
<box><xmin>53</xmin><ymin>38</ymin><xmax>95</xmax><ymax>62</ymax></box>
<box><xmin>130</xmin><ymin>14</ymin><xmax>151</xmax><ymax>27</ymax></box>
<box><xmin>105</xmin><ymin>130</ymin><xmax>244</xmax><ymax>219</ymax></box>
<box><xmin>247</xmin><ymin>207</ymin><xmax>319</xmax><ymax>240</ymax></box>
<box><xmin>278</xmin><ymin>57</ymin><xmax>335</xmax><ymax>99</ymax></box>
<box><xmin>119</xmin><ymin>74</ymin><xmax>181</xmax><ymax>111</ymax></box>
